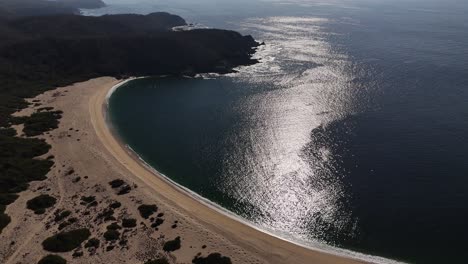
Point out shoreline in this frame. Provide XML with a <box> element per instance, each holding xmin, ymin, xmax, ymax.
<box><xmin>97</xmin><ymin>77</ymin><xmax>394</xmax><ymax>264</ymax></box>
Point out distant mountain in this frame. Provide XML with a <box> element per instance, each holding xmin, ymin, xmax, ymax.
<box><xmin>0</xmin><ymin>0</ymin><xmax>106</xmax><ymax>17</ymax></box>
<box><xmin>59</xmin><ymin>0</ymin><xmax>106</xmax><ymax>9</ymax></box>
<box><xmin>8</xmin><ymin>12</ymin><xmax>187</xmax><ymax>38</ymax></box>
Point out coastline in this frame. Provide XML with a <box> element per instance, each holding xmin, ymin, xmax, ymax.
<box><xmin>96</xmin><ymin>77</ymin><xmax>385</xmax><ymax>264</ymax></box>
<box><xmin>1</xmin><ymin>76</ymin><xmax>391</xmax><ymax>263</ymax></box>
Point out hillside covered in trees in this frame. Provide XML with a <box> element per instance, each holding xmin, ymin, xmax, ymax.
<box><xmin>0</xmin><ymin>9</ymin><xmax>260</xmax><ymax>233</ymax></box>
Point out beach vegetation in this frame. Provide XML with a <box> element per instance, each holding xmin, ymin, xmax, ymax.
<box><xmin>26</xmin><ymin>194</ymin><xmax>57</xmax><ymax>214</ymax></box>
<box><xmin>21</xmin><ymin>110</ymin><xmax>62</xmax><ymax>137</ymax></box>
<box><xmin>106</xmin><ymin>222</ymin><xmax>121</xmax><ymax>230</ymax></box>
<box><xmin>0</xmin><ymin>213</ymin><xmax>11</xmax><ymax>233</ymax></box>
<box><xmin>138</xmin><ymin>204</ymin><xmax>158</xmax><ymax>219</ymax></box>
<box><xmin>84</xmin><ymin>238</ymin><xmax>100</xmax><ymax>248</ymax></box>
<box><xmin>117</xmin><ymin>185</ymin><xmax>132</xmax><ymax>195</ymax></box>
<box><xmin>192</xmin><ymin>253</ymin><xmax>232</xmax><ymax>264</ymax></box>
<box><xmin>80</xmin><ymin>196</ymin><xmax>96</xmax><ymax>204</ymax></box>
<box><xmin>106</xmin><ymin>245</ymin><xmax>115</xmax><ymax>251</ymax></box>
<box><xmin>0</xmin><ymin>133</ymin><xmax>53</xmax><ymax>233</ymax></box>
<box><xmin>145</xmin><ymin>257</ymin><xmax>170</xmax><ymax>264</ymax></box>
<box><xmin>58</xmin><ymin>222</ymin><xmax>70</xmax><ymax>230</ymax></box>
<box><xmin>151</xmin><ymin>218</ymin><xmax>164</xmax><ymax>228</ymax></box>
<box><xmin>97</xmin><ymin>208</ymin><xmax>114</xmax><ymax>220</ymax></box>
<box><xmin>122</xmin><ymin>218</ymin><xmax>137</xmax><ymax>228</ymax></box>
<box><xmin>103</xmin><ymin>229</ymin><xmax>120</xmax><ymax>241</ymax></box>
<box><xmin>109</xmin><ymin>179</ymin><xmax>125</xmax><ymax>188</ymax></box>
<box><xmin>163</xmin><ymin>236</ymin><xmax>181</xmax><ymax>252</ymax></box>
<box><xmin>37</xmin><ymin>255</ymin><xmax>67</xmax><ymax>264</ymax></box>
<box><xmin>42</xmin><ymin>228</ymin><xmax>91</xmax><ymax>252</ymax></box>
<box><xmin>109</xmin><ymin>201</ymin><xmax>121</xmax><ymax>209</ymax></box>
<box><xmin>54</xmin><ymin>210</ymin><xmax>71</xmax><ymax>222</ymax></box>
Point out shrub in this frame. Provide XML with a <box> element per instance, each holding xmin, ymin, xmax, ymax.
<box><xmin>122</xmin><ymin>218</ymin><xmax>137</xmax><ymax>228</ymax></box>
<box><xmin>109</xmin><ymin>179</ymin><xmax>125</xmax><ymax>188</ymax></box>
<box><xmin>145</xmin><ymin>257</ymin><xmax>169</xmax><ymax>264</ymax></box>
<box><xmin>27</xmin><ymin>194</ymin><xmax>56</xmax><ymax>214</ymax></box>
<box><xmin>163</xmin><ymin>236</ymin><xmax>181</xmax><ymax>252</ymax></box>
<box><xmin>109</xmin><ymin>201</ymin><xmax>121</xmax><ymax>209</ymax></box>
<box><xmin>22</xmin><ymin>111</ymin><xmax>62</xmax><ymax>137</ymax></box>
<box><xmin>137</xmin><ymin>204</ymin><xmax>158</xmax><ymax>219</ymax></box>
<box><xmin>151</xmin><ymin>218</ymin><xmax>164</xmax><ymax>228</ymax></box>
<box><xmin>54</xmin><ymin>210</ymin><xmax>71</xmax><ymax>222</ymax></box>
<box><xmin>117</xmin><ymin>185</ymin><xmax>131</xmax><ymax>195</ymax></box>
<box><xmin>37</xmin><ymin>107</ymin><xmax>54</xmax><ymax>112</ymax></box>
<box><xmin>103</xmin><ymin>230</ymin><xmax>120</xmax><ymax>241</ymax></box>
<box><xmin>80</xmin><ymin>196</ymin><xmax>95</xmax><ymax>204</ymax></box>
<box><xmin>192</xmin><ymin>253</ymin><xmax>232</xmax><ymax>264</ymax></box>
<box><xmin>97</xmin><ymin>208</ymin><xmax>114</xmax><ymax>220</ymax></box>
<box><xmin>42</xmin><ymin>228</ymin><xmax>91</xmax><ymax>252</ymax></box>
<box><xmin>37</xmin><ymin>255</ymin><xmax>67</xmax><ymax>264</ymax></box>
<box><xmin>0</xmin><ymin>213</ymin><xmax>11</xmax><ymax>233</ymax></box>
<box><xmin>84</xmin><ymin>238</ymin><xmax>100</xmax><ymax>248</ymax></box>
<box><xmin>58</xmin><ymin>222</ymin><xmax>70</xmax><ymax>231</ymax></box>
<box><xmin>106</xmin><ymin>222</ymin><xmax>121</xmax><ymax>230</ymax></box>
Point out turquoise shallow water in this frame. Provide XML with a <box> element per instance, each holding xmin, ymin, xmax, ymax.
<box><xmin>105</xmin><ymin>1</ymin><xmax>468</xmax><ymax>263</ymax></box>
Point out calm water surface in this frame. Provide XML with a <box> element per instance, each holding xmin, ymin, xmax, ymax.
<box><xmin>103</xmin><ymin>0</ymin><xmax>468</xmax><ymax>263</ymax></box>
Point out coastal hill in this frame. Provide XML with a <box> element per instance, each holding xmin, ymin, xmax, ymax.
<box><xmin>8</xmin><ymin>12</ymin><xmax>188</xmax><ymax>37</ymax></box>
<box><xmin>0</xmin><ymin>12</ymin><xmax>259</xmax><ymax>125</ymax></box>
<box><xmin>0</xmin><ymin>10</ymin><xmax>259</xmax><ymax>236</ymax></box>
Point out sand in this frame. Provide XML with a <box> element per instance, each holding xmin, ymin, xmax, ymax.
<box><xmin>0</xmin><ymin>77</ymin><xmax>371</xmax><ymax>264</ymax></box>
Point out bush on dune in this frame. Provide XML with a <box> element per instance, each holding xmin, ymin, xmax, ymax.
<box><xmin>42</xmin><ymin>228</ymin><xmax>91</xmax><ymax>252</ymax></box>
<box><xmin>192</xmin><ymin>253</ymin><xmax>232</xmax><ymax>264</ymax></box>
<box><xmin>163</xmin><ymin>236</ymin><xmax>181</xmax><ymax>252</ymax></box>
<box><xmin>0</xmin><ymin>213</ymin><xmax>11</xmax><ymax>233</ymax></box>
<box><xmin>145</xmin><ymin>257</ymin><xmax>169</xmax><ymax>264</ymax></box>
<box><xmin>84</xmin><ymin>237</ymin><xmax>100</xmax><ymax>248</ymax></box>
<box><xmin>109</xmin><ymin>179</ymin><xmax>125</xmax><ymax>188</ymax></box>
<box><xmin>137</xmin><ymin>204</ymin><xmax>158</xmax><ymax>219</ymax></box>
<box><xmin>122</xmin><ymin>218</ymin><xmax>137</xmax><ymax>228</ymax></box>
<box><xmin>37</xmin><ymin>254</ymin><xmax>67</xmax><ymax>264</ymax></box>
<box><xmin>103</xmin><ymin>229</ymin><xmax>120</xmax><ymax>241</ymax></box>
<box><xmin>26</xmin><ymin>194</ymin><xmax>56</xmax><ymax>214</ymax></box>
<box><xmin>22</xmin><ymin>110</ymin><xmax>62</xmax><ymax>137</ymax></box>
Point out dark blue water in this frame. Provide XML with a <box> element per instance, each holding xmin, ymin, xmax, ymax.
<box><xmin>103</xmin><ymin>1</ymin><xmax>468</xmax><ymax>263</ymax></box>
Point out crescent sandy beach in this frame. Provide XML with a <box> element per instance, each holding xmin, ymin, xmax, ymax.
<box><xmin>0</xmin><ymin>77</ymin><xmax>370</xmax><ymax>263</ymax></box>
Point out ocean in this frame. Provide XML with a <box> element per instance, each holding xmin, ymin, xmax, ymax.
<box><xmin>98</xmin><ymin>0</ymin><xmax>468</xmax><ymax>263</ymax></box>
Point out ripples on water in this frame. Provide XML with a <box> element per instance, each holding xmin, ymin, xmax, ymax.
<box><xmin>225</xmin><ymin>16</ymin><xmax>377</xmax><ymax>244</ymax></box>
